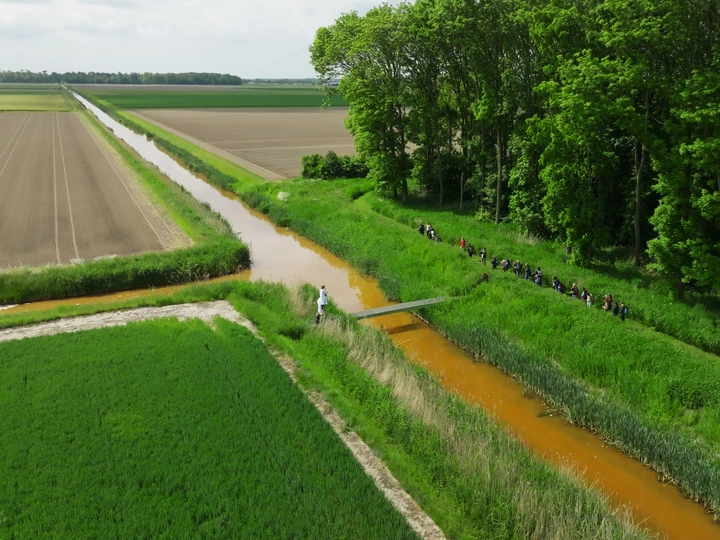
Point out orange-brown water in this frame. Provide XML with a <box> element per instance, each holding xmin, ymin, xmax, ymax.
<box><xmin>10</xmin><ymin>94</ymin><xmax>714</xmax><ymax>539</ymax></box>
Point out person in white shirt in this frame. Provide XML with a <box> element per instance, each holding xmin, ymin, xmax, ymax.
<box><xmin>315</xmin><ymin>285</ymin><xmax>328</xmax><ymax>324</ymax></box>
<box><xmin>319</xmin><ymin>285</ymin><xmax>328</xmax><ymax>310</ymax></box>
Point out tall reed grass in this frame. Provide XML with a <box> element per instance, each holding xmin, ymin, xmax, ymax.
<box><xmin>0</xmin><ymin>239</ymin><xmax>248</xmax><ymax>304</ymax></box>
<box><xmin>295</xmin><ymin>298</ymin><xmax>647</xmax><ymax>538</ymax></box>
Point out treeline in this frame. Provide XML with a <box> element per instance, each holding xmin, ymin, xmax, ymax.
<box><xmin>311</xmin><ymin>0</ymin><xmax>720</xmax><ymax>293</ymax></box>
<box><xmin>0</xmin><ymin>70</ymin><xmax>242</xmax><ymax>85</ymax></box>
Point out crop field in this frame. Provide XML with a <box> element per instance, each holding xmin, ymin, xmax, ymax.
<box><xmin>0</xmin><ymin>84</ymin><xmax>72</xmax><ymax>111</ymax></box>
<box><xmin>131</xmin><ymin>107</ymin><xmax>354</xmax><ymax>178</ymax></box>
<box><xmin>0</xmin><ymin>111</ymin><xmax>187</xmax><ymax>268</ymax></box>
<box><xmin>76</xmin><ymin>83</ymin><xmax>347</xmax><ymax>108</ymax></box>
<box><xmin>0</xmin><ymin>317</ymin><xmax>416</xmax><ymax>538</ymax></box>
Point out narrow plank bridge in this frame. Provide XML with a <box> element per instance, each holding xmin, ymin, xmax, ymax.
<box><xmin>348</xmin><ymin>297</ymin><xmax>450</xmax><ymax>320</ymax></box>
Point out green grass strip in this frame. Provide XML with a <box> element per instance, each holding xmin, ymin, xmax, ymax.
<box><xmin>364</xmin><ymin>194</ymin><xmax>720</xmax><ymax>355</ymax></box>
<box><xmin>0</xmin><ymin>239</ymin><xmax>247</xmax><ymax>304</ymax></box>
<box><xmin>77</xmin><ymin>86</ymin><xmax>347</xmax><ymax>108</ymax></box>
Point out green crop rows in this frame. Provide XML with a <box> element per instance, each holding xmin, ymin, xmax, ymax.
<box><xmin>78</xmin><ymin>85</ymin><xmax>347</xmax><ymax>109</ymax></box>
<box><xmin>0</xmin><ymin>317</ymin><xmax>416</xmax><ymax>538</ymax></box>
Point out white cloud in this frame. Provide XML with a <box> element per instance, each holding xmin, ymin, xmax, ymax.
<box><xmin>0</xmin><ymin>0</ymin><xmax>402</xmax><ymax>77</ymax></box>
<box><xmin>77</xmin><ymin>0</ymin><xmax>140</xmax><ymax>7</ymax></box>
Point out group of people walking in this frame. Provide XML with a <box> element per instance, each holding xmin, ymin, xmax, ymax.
<box><xmin>455</xmin><ymin>235</ymin><xmax>630</xmax><ymax>321</ymax></box>
<box><xmin>419</xmin><ymin>223</ymin><xmax>441</xmax><ymax>242</ymax></box>
<box><xmin>318</xmin><ymin>225</ymin><xmax>631</xmax><ymax>324</ymax></box>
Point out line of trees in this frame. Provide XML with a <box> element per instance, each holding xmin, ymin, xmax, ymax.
<box><xmin>311</xmin><ymin>0</ymin><xmax>720</xmax><ymax>294</ymax></box>
<box><xmin>0</xmin><ymin>71</ymin><xmax>242</xmax><ymax>85</ymax></box>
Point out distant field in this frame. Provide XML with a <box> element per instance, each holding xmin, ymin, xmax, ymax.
<box><xmin>76</xmin><ymin>84</ymin><xmax>347</xmax><ymax>108</ymax></box>
<box><xmin>131</xmin><ymin>108</ymin><xmax>354</xmax><ymax>178</ymax></box>
<box><xmin>0</xmin><ymin>84</ymin><xmax>71</xmax><ymax>111</ymax></box>
<box><xmin>0</xmin><ymin>318</ymin><xmax>415</xmax><ymax>538</ymax></box>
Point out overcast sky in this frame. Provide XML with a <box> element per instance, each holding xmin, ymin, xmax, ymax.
<box><xmin>0</xmin><ymin>0</ymin><xmax>396</xmax><ymax>78</ymax></box>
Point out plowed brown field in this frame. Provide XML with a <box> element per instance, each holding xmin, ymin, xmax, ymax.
<box><xmin>0</xmin><ymin>112</ymin><xmax>187</xmax><ymax>268</ymax></box>
<box><xmin>133</xmin><ymin>107</ymin><xmax>354</xmax><ymax>179</ymax></box>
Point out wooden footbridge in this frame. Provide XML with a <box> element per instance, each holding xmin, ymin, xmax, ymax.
<box><xmin>348</xmin><ymin>297</ymin><xmax>450</xmax><ymax>320</ymax></box>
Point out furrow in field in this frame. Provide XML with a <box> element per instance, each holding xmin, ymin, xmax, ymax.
<box><xmin>0</xmin><ymin>113</ymin><xmax>30</xmax><ymax>175</ymax></box>
<box><xmin>75</xmin><ymin>114</ymin><xmax>187</xmax><ymax>250</ymax></box>
<box><xmin>55</xmin><ymin>112</ymin><xmax>165</xmax><ymax>260</ymax></box>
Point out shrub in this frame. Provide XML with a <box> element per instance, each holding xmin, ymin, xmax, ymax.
<box><xmin>301</xmin><ymin>151</ymin><xmax>368</xmax><ymax>180</ymax></box>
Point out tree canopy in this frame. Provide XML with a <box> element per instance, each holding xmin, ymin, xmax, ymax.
<box><xmin>311</xmin><ymin>0</ymin><xmax>720</xmax><ymax>293</ymax></box>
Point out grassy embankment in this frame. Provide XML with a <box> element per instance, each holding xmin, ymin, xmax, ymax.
<box><xmin>0</xmin><ymin>84</ymin><xmax>72</xmax><ymax>111</ymax></box>
<box><xmin>76</xmin><ymin>84</ymin><xmax>347</xmax><ymax>108</ymax></box>
<box><xmin>92</xmin><ymin>104</ymin><xmax>720</xmax><ymax>514</ymax></box>
<box><xmin>0</xmin><ymin>90</ymin><xmax>249</xmax><ymax>305</ymax></box>
<box><xmin>364</xmin><ymin>195</ymin><xmax>720</xmax><ymax>356</ymax></box>
<box><xmin>0</xmin><ymin>280</ymin><xmax>647</xmax><ymax>539</ymax></box>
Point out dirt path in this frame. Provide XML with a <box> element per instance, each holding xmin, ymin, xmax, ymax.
<box><xmin>0</xmin><ymin>301</ymin><xmax>444</xmax><ymax>539</ymax></box>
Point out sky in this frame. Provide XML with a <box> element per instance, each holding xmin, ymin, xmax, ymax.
<box><xmin>0</xmin><ymin>0</ymin><xmax>395</xmax><ymax>78</ymax></box>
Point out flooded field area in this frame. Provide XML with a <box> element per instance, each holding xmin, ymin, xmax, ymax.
<box><xmin>0</xmin><ymin>111</ymin><xmax>187</xmax><ymax>268</ymax></box>
<box><xmin>132</xmin><ymin>107</ymin><xmax>353</xmax><ymax>179</ymax></box>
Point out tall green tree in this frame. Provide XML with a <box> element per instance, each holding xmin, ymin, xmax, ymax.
<box><xmin>648</xmin><ymin>1</ymin><xmax>720</xmax><ymax>293</ymax></box>
<box><xmin>311</xmin><ymin>5</ymin><xmax>413</xmax><ymax>201</ymax></box>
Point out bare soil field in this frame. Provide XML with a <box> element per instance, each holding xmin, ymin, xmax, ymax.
<box><xmin>0</xmin><ymin>112</ymin><xmax>188</xmax><ymax>268</ymax></box>
<box><xmin>133</xmin><ymin>107</ymin><xmax>354</xmax><ymax>178</ymax></box>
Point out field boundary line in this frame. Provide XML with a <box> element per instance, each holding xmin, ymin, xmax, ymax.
<box><xmin>77</xmin><ymin>113</ymin><xmax>166</xmax><ymax>246</ymax></box>
<box><xmin>56</xmin><ymin>113</ymin><xmax>80</xmax><ymax>259</ymax></box>
<box><xmin>224</xmin><ymin>143</ymin><xmax>355</xmax><ymax>152</ymax></box>
<box><xmin>274</xmin><ymin>351</ymin><xmax>445</xmax><ymax>539</ymax></box>
<box><xmin>0</xmin><ymin>300</ymin><xmax>445</xmax><ymax>539</ymax></box>
<box><xmin>52</xmin><ymin>113</ymin><xmax>61</xmax><ymax>264</ymax></box>
<box><xmin>130</xmin><ymin>111</ymin><xmax>284</xmax><ymax>180</ymax></box>
<box><xmin>0</xmin><ymin>113</ymin><xmax>31</xmax><ymax>180</ymax></box>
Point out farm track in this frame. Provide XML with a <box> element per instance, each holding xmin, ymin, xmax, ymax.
<box><xmin>134</xmin><ymin>107</ymin><xmax>355</xmax><ymax>178</ymax></box>
<box><xmin>0</xmin><ymin>112</ymin><xmax>187</xmax><ymax>268</ymax></box>
<box><xmin>0</xmin><ymin>301</ymin><xmax>444</xmax><ymax>540</ymax></box>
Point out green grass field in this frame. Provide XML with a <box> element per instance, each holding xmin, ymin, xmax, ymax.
<box><xmin>0</xmin><ymin>316</ymin><xmax>416</xmax><ymax>538</ymax></box>
<box><xmin>78</xmin><ymin>84</ymin><xmax>347</xmax><ymax>108</ymax></box>
<box><xmin>0</xmin><ymin>84</ymin><xmax>72</xmax><ymax>111</ymax></box>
